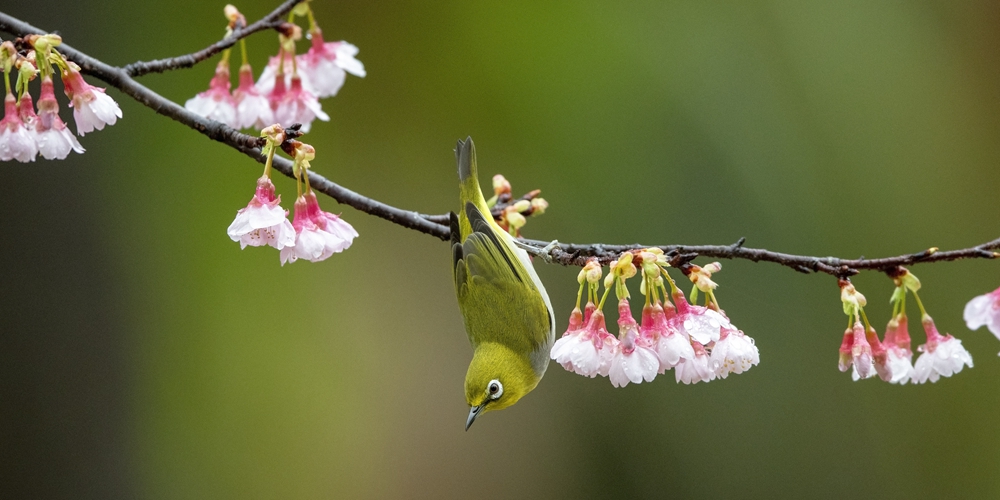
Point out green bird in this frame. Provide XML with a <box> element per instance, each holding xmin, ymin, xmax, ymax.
<box><xmin>450</xmin><ymin>137</ymin><xmax>555</xmax><ymax>431</ymax></box>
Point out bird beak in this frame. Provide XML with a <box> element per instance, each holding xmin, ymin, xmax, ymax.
<box><xmin>465</xmin><ymin>403</ymin><xmax>485</xmax><ymax>431</ymax></box>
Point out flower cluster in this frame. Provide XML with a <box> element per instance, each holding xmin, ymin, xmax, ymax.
<box><xmin>227</xmin><ymin>124</ymin><xmax>356</xmax><ymax>264</ymax></box>
<box><xmin>185</xmin><ymin>4</ymin><xmax>364</xmax><ymax>133</ymax></box>
<box><xmin>837</xmin><ymin>269</ymin><xmax>973</xmax><ymax>384</ymax></box>
<box><xmin>551</xmin><ymin>250</ymin><xmax>759</xmax><ymax>387</ymax></box>
<box><xmin>486</xmin><ymin>174</ymin><xmax>548</xmax><ymax>237</ymax></box>
<box><xmin>0</xmin><ymin>35</ymin><xmax>121</xmax><ymax>162</ymax></box>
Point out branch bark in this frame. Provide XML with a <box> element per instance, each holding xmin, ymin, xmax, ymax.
<box><xmin>1</xmin><ymin>4</ymin><xmax>997</xmax><ymax>278</ymax></box>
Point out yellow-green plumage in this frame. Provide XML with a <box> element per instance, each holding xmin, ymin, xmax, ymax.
<box><xmin>451</xmin><ymin>138</ymin><xmax>554</xmax><ymax>430</ymax></box>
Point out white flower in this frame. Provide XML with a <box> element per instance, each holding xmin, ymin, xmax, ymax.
<box><xmin>710</xmin><ymin>330</ymin><xmax>760</xmax><ymax>378</ymax></box>
<box><xmin>34</xmin><ymin>77</ymin><xmax>84</xmax><ymax>160</ymax></box>
<box><xmin>964</xmin><ymin>287</ymin><xmax>1000</xmax><ymax>351</ymax></box>
<box><xmin>62</xmin><ymin>69</ymin><xmax>122</xmax><ymax>135</ymax></box>
<box><xmin>551</xmin><ymin>332</ymin><xmax>598</xmax><ymax>374</ymax></box>
<box><xmin>304</xmin><ymin>193</ymin><xmax>357</xmax><ymax>253</ymax></box>
<box><xmin>299</xmin><ymin>32</ymin><xmax>366</xmax><ymax>98</ymax></box>
<box><xmin>0</xmin><ymin>94</ymin><xmax>37</xmax><ymax>162</ymax></box>
<box><xmin>912</xmin><ymin>336</ymin><xmax>974</xmax><ymax>383</ymax></box>
<box><xmin>675</xmin><ymin>345</ymin><xmax>715</xmax><ymax>385</ymax></box>
<box><xmin>227</xmin><ymin>177</ymin><xmax>295</xmax><ymax>250</ymax></box>
<box><xmin>670</xmin><ymin>306</ymin><xmax>732</xmax><ymax>345</ymax></box>
<box><xmin>233</xmin><ymin>64</ymin><xmax>273</xmax><ymax>130</ymax></box>
<box><xmin>885</xmin><ymin>348</ymin><xmax>914</xmax><ymax>385</ymax></box>
<box><xmin>608</xmin><ymin>321</ymin><xmax>658</xmax><ymax>388</ymax></box>
<box><xmin>279</xmin><ymin>196</ymin><xmax>353</xmax><ymax>265</ymax></box>
<box><xmin>273</xmin><ymin>76</ymin><xmax>328</xmax><ymax>133</ymax></box>
<box><xmin>654</xmin><ymin>330</ymin><xmax>695</xmax><ymax>371</ymax></box>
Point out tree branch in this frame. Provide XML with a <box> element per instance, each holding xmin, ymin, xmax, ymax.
<box><xmin>1</xmin><ymin>5</ymin><xmax>997</xmax><ymax>278</ymax></box>
<box><xmin>122</xmin><ymin>0</ymin><xmax>300</xmax><ymax>77</ymax></box>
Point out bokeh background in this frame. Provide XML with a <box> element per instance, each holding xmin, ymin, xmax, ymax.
<box><xmin>2</xmin><ymin>1</ymin><xmax>999</xmax><ymax>498</ymax></box>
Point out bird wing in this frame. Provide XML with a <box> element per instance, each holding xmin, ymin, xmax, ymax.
<box><xmin>452</xmin><ymin>203</ymin><xmax>552</xmax><ymax>354</ymax></box>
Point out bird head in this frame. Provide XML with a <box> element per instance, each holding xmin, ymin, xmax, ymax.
<box><xmin>464</xmin><ymin>343</ymin><xmax>540</xmax><ymax>430</ymax></box>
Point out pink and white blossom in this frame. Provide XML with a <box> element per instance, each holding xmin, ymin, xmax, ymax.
<box><xmin>273</xmin><ymin>75</ymin><xmax>328</xmax><ymax>133</ymax></box>
<box><xmin>233</xmin><ymin>64</ymin><xmax>273</xmax><ymax>130</ymax></box>
<box><xmin>303</xmin><ymin>192</ymin><xmax>357</xmax><ymax>253</ymax></box>
<box><xmin>62</xmin><ymin>68</ymin><xmax>122</xmax><ymax>135</ymax></box>
<box><xmin>964</xmin><ymin>286</ymin><xmax>1000</xmax><ymax>350</ymax></box>
<box><xmin>255</xmin><ymin>52</ymin><xmax>315</xmax><ymax>96</ymax></box>
<box><xmin>912</xmin><ymin>315</ymin><xmax>973</xmax><ymax>384</ymax></box>
<box><xmin>0</xmin><ymin>93</ymin><xmax>37</xmax><ymax>162</ymax></box>
<box><xmin>850</xmin><ymin>321</ymin><xmax>875</xmax><ymax>381</ymax></box>
<box><xmin>279</xmin><ymin>196</ymin><xmax>349</xmax><ymax>265</ymax></box>
<box><xmin>550</xmin><ymin>308</ymin><xmax>617</xmax><ymax>378</ymax></box>
<box><xmin>710</xmin><ymin>329</ymin><xmax>760</xmax><ymax>379</ymax></box>
<box><xmin>638</xmin><ymin>302</ymin><xmax>693</xmax><ymax>371</ymax></box>
<box><xmin>883</xmin><ymin>315</ymin><xmax>914</xmax><ymax>384</ymax></box>
<box><xmin>299</xmin><ymin>30</ymin><xmax>365</xmax><ymax>98</ymax></box>
<box><xmin>34</xmin><ymin>77</ymin><xmax>84</xmax><ymax>160</ymax></box>
<box><xmin>668</xmin><ymin>291</ymin><xmax>732</xmax><ymax>345</ymax></box>
<box><xmin>185</xmin><ymin>61</ymin><xmax>237</xmax><ymax>128</ymax></box>
<box><xmin>227</xmin><ymin>176</ymin><xmax>295</xmax><ymax>250</ymax></box>
<box><xmin>675</xmin><ymin>342</ymin><xmax>715</xmax><ymax>385</ymax></box>
<box><xmin>608</xmin><ymin>299</ymin><xmax>659</xmax><ymax>387</ymax></box>
<box><xmin>550</xmin><ymin>306</ymin><xmax>586</xmax><ymax>371</ymax></box>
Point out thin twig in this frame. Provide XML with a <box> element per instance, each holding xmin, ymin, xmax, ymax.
<box><xmin>122</xmin><ymin>0</ymin><xmax>300</xmax><ymax>77</ymax></box>
<box><xmin>0</xmin><ymin>5</ymin><xmax>997</xmax><ymax>277</ymax></box>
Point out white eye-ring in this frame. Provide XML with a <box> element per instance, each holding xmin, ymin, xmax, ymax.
<box><xmin>487</xmin><ymin>379</ymin><xmax>503</xmax><ymax>400</ymax></box>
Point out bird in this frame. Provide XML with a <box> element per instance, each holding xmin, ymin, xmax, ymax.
<box><xmin>450</xmin><ymin>137</ymin><xmax>555</xmax><ymax>431</ymax></box>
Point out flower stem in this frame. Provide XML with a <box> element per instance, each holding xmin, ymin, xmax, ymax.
<box><xmin>263</xmin><ymin>143</ymin><xmax>275</xmax><ymax>178</ymax></box>
<box><xmin>911</xmin><ymin>289</ymin><xmax>928</xmax><ymax>317</ymax></box>
<box><xmin>859</xmin><ymin>306</ymin><xmax>873</xmax><ymax>332</ymax></box>
<box><xmin>597</xmin><ymin>278</ymin><xmax>613</xmax><ymax>311</ymax></box>
<box><xmin>306</xmin><ymin>5</ymin><xmax>318</xmax><ymax>33</ymax></box>
<box><xmin>239</xmin><ymin>39</ymin><xmax>249</xmax><ymax>66</ymax></box>
<box><xmin>574</xmin><ymin>282</ymin><xmax>584</xmax><ymax>310</ymax></box>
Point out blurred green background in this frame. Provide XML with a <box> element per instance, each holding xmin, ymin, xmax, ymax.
<box><xmin>2</xmin><ymin>1</ymin><xmax>999</xmax><ymax>498</ymax></box>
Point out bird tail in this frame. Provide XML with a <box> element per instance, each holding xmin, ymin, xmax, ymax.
<box><xmin>456</xmin><ymin>137</ymin><xmax>490</xmax><ymax>219</ymax></box>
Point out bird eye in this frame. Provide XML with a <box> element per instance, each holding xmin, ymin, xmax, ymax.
<box><xmin>487</xmin><ymin>379</ymin><xmax>503</xmax><ymax>399</ymax></box>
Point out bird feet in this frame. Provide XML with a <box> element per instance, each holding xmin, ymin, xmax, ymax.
<box><xmin>515</xmin><ymin>239</ymin><xmax>560</xmax><ymax>264</ymax></box>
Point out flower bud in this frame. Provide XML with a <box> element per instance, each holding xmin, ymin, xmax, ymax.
<box><xmin>584</xmin><ymin>261</ymin><xmax>603</xmax><ymax>285</ymax></box>
<box><xmin>261</xmin><ymin>124</ymin><xmax>286</xmax><ymax>144</ymax></box>
<box><xmin>530</xmin><ymin>197</ymin><xmax>548</xmax><ymax>214</ymax></box>
<box><xmin>512</xmin><ymin>199</ymin><xmax>531</xmax><ymax>213</ymax></box>
<box><xmin>492</xmin><ymin>174</ymin><xmax>511</xmax><ymax>197</ymax></box>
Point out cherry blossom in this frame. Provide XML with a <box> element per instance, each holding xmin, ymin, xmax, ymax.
<box><xmin>608</xmin><ymin>299</ymin><xmax>659</xmax><ymax>387</ymax></box>
<box><xmin>233</xmin><ymin>64</ymin><xmax>273</xmax><ymax>130</ymax></box>
<box><xmin>273</xmin><ymin>75</ymin><xmax>328</xmax><ymax>133</ymax></box>
<box><xmin>912</xmin><ymin>315</ymin><xmax>973</xmax><ymax>384</ymax></box>
<box><xmin>298</xmin><ymin>30</ymin><xmax>365</xmax><ymax>98</ymax></box>
<box><xmin>34</xmin><ymin>77</ymin><xmax>83</xmax><ymax>160</ymax></box>
<box><xmin>184</xmin><ymin>60</ymin><xmax>236</xmax><ymax>128</ymax></box>
<box><xmin>62</xmin><ymin>67</ymin><xmax>122</xmax><ymax>135</ymax></box>
<box><xmin>227</xmin><ymin>176</ymin><xmax>295</xmax><ymax>250</ymax></box>
<box><xmin>964</xmin><ymin>286</ymin><xmax>1000</xmax><ymax>351</ymax></box>
<box><xmin>0</xmin><ymin>92</ymin><xmax>37</xmax><ymax>162</ymax></box>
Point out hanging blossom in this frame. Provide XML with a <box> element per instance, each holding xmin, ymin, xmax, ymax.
<box><xmin>227</xmin><ymin>125</ymin><xmax>294</xmax><ymax>249</ymax></box>
<box><xmin>883</xmin><ymin>312</ymin><xmax>914</xmax><ymax>384</ymax></box>
<box><xmin>551</xmin><ymin>261</ymin><xmax>617</xmax><ymax>377</ymax></box>
<box><xmin>184</xmin><ymin>58</ymin><xmax>237</xmax><ymax>128</ymax></box>
<box><xmin>964</xmin><ymin>286</ymin><xmax>1000</xmax><ymax>353</ymax></box>
<box><xmin>0</xmin><ymin>92</ymin><xmax>36</xmax><ymax>162</ymax></box>
<box><xmin>912</xmin><ymin>315</ymin><xmax>973</xmax><ymax>384</ymax></box>
<box><xmin>635</xmin><ymin>249</ymin><xmax>694</xmax><ymax>372</ymax></box>
<box><xmin>279</xmin><ymin>141</ymin><xmax>358</xmax><ymax>265</ymax></box>
<box><xmin>273</xmin><ymin>75</ymin><xmax>328</xmax><ymax>133</ymax></box>
<box><xmin>233</xmin><ymin>63</ymin><xmax>273</xmax><ymax>130</ymax></box>
<box><xmin>34</xmin><ymin>75</ymin><xmax>84</xmax><ymax>160</ymax></box>
<box><xmin>61</xmin><ymin>65</ymin><xmax>122</xmax><ymax>135</ymax></box>
<box><xmin>606</xmin><ymin>254</ymin><xmax>658</xmax><ymax>387</ymax></box>
<box><xmin>298</xmin><ymin>28</ymin><xmax>366</xmax><ymax>98</ymax></box>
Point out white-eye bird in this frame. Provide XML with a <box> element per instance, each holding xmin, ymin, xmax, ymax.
<box><xmin>450</xmin><ymin>137</ymin><xmax>555</xmax><ymax>431</ymax></box>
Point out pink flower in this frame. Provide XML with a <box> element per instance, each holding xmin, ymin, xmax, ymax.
<box><xmin>550</xmin><ymin>306</ymin><xmax>586</xmax><ymax>371</ymax></box>
<box><xmin>838</xmin><ymin>327</ymin><xmax>853</xmax><ymax>372</ymax></box>
<box><xmin>608</xmin><ymin>299</ymin><xmax>659</xmax><ymax>387</ymax></box>
<box><xmin>34</xmin><ymin>77</ymin><xmax>84</xmax><ymax>160</ymax></box>
<box><xmin>864</xmin><ymin>324</ymin><xmax>893</xmax><ymax>382</ymax></box>
<box><xmin>710</xmin><ymin>328</ymin><xmax>760</xmax><ymax>379</ymax></box>
<box><xmin>303</xmin><ymin>192</ymin><xmax>357</xmax><ymax>253</ymax></box>
<box><xmin>0</xmin><ymin>93</ymin><xmax>37</xmax><ymax>162</ymax></box>
<box><xmin>184</xmin><ymin>60</ymin><xmax>236</xmax><ymax>128</ymax></box>
<box><xmin>232</xmin><ymin>64</ymin><xmax>273</xmax><ymax>130</ymax></box>
<box><xmin>255</xmin><ymin>52</ymin><xmax>315</xmax><ymax>96</ymax></box>
<box><xmin>62</xmin><ymin>68</ymin><xmax>122</xmax><ymax>135</ymax></box>
<box><xmin>912</xmin><ymin>315</ymin><xmax>973</xmax><ymax>383</ymax></box>
<box><xmin>299</xmin><ymin>30</ymin><xmax>366</xmax><ymax>98</ymax></box>
<box><xmin>668</xmin><ymin>290</ymin><xmax>732</xmax><ymax>345</ymax></box>
<box><xmin>675</xmin><ymin>342</ymin><xmax>715</xmax><ymax>385</ymax></box>
<box><xmin>964</xmin><ymin>286</ymin><xmax>1000</xmax><ymax>351</ymax></box>
<box><xmin>279</xmin><ymin>196</ymin><xmax>349</xmax><ymax>265</ymax></box>
<box><xmin>227</xmin><ymin>176</ymin><xmax>295</xmax><ymax>250</ymax></box>
<box><xmin>638</xmin><ymin>302</ymin><xmax>693</xmax><ymax>372</ymax></box>
<box><xmin>17</xmin><ymin>92</ymin><xmax>41</xmax><ymax>145</ymax></box>
<box><xmin>883</xmin><ymin>315</ymin><xmax>914</xmax><ymax>384</ymax></box>
<box><xmin>550</xmin><ymin>309</ymin><xmax>617</xmax><ymax>378</ymax></box>
<box><xmin>273</xmin><ymin>76</ymin><xmax>328</xmax><ymax>133</ymax></box>
<box><xmin>849</xmin><ymin>321</ymin><xmax>874</xmax><ymax>380</ymax></box>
